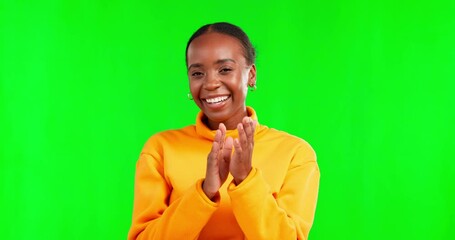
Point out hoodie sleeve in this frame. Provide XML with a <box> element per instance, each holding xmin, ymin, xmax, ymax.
<box><xmin>227</xmin><ymin>141</ymin><xmax>320</xmax><ymax>240</ymax></box>
<box><xmin>127</xmin><ymin>136</ymin><xmax>219</xmax><ymax>240</ymax></box>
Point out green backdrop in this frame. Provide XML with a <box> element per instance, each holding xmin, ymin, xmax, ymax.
<box><xmin>1</xmin><ymin>0</ymin><xmax>454</xmax><ymax>239</ymax></box>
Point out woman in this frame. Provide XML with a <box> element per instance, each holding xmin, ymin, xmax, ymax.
<box><xmin>128</xmin><ymin>22</ymin><xmax>320</xmax><ymax>240</ymax></box>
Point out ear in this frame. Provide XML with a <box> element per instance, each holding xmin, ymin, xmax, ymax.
<box><xmin>247</xmin><ymin>64</ymin><xmax>257</xmax><ymax>87</ymax></box>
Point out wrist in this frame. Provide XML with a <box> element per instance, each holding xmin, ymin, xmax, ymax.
<box><xmin>234</xmin><ymin>172</ymin><xmax>251</xmax><ymax>186</ymax></box>
<box><xmin>233</xmin><ymin>168</ymin><xmax>252</xmax><ymax>185</ymax></box>
<box><xmin>233</xmin><ymin>177</ymin><xmax>244</xmax><ymax>185</ymax></box>
<box><xmin>202</xmin><ymin>180</ymin><xmax>217</xmax><ymax>200</ymax></box>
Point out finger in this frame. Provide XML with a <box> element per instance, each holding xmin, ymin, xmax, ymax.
<box><xmin>253</xmin><ymin>120</ymin><xmax>258</xmax><ymax>130</ymax></box>
<box><xmin>219</xmin><ymin>123</ymin><xmax>226</xmax><ymax>135</ymax></box>
<box><xmin>219</xmin><ymin>123</ymin><xmax>226</xmax><ymax>150</ymax></box>
<box><xmin>219</xmin><ymin>123</ymin><xmax>226</xmax><ymax>143</ymax></box>
<box><xmin>207</xmin><ymin>141</ymin><xmax>220</xmax><ymax>173</ymax></box>
<box><xmin>250</xmin><ymin>119</ymin><xmax>257</xmax><ymax>146</ymax></box>
<box><xmin>233</xmin><ymin>138</ymin><xmax>243</xmax><ymax>155</ymax></box>
<box><xmin>209</xmin><ymin>130</ymin><xmax>221</xmax><ymax>160</ymax></box>
<box><xmin>249</xmin><ymin>118</ymin><xmax>256</xmax><ymax>134</ymax></box>
<box><xmin>242</xmin><ymin>117</ymin><xmax>254</xmax><ymax>146</ymax></box>
<box><xmin>223</xmin><ymin>137</ymin><xmax>233</xmax><ymax>162</ymax></box>
<box><xmin>213</xmin><ymin>129</ymin><xmax>222</xmax><ymax>144</ymax></box>
<box><xmin>219</xmin><ymin>137</ymin><xmax>233</xmax><ymax>181</ymax></box>
<box><xmin>237</xmin><ymin>123</ymin><xmax>248</xmax><ymax>149</ymax></box>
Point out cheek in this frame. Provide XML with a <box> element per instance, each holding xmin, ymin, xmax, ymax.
<box><xmin>230</xmin><ymin>80</ymin><xmax>247</xmax><ymax>104</ymax></box>
<box><xmin>234</xmin><ymin>73</ymin><xmax>249</xmax><ymax>95</ymax></box>
<box><xmin>189</xmin><ymin>81</ymin><xmax>204</xmax><ymax>107</ymax></box>
<box><xmin>189</xmin><ymin>81</ymin><xmax>200</xmax><ymax>96</ymax></box>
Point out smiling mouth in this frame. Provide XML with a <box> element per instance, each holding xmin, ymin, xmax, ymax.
<box><xmin>203</xmin><ymin>95</ymin><xmax>231</xmax><ymax>104</ymax></box>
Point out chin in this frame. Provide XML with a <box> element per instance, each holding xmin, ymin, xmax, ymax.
<box><xmin>204</xmin><ymin>109</ymin><xmax>231</xmax><ymax>123</ymax></box>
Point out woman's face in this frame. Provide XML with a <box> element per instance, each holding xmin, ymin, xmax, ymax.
<box><xmin>187</xmin><ymin>32</ymin><xmax>256</xmax><ymax>129</ymax></box>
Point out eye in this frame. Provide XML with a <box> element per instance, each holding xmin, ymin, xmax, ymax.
<box><xmin>191</xmin><ymin>71</ymin><xmax>204</xmax><ymax>77</ymax></box>
<box><xmin>220</xmin><ymin>68</ymin><xmax>232</xmax><ymax>74</ymax></box>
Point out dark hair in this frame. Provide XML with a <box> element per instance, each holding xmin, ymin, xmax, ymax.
<box><xmin>185</xmin><ymin>22</ymin><xmax>256</xmax><ymax>66</ymax></box>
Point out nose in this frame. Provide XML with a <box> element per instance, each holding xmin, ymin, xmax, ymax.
<box><xmin>203</xmin><ymin>72</ymin><xmax>221</xmax><ymax>90</ymax></box>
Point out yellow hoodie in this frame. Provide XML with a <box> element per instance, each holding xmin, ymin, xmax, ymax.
<box><xmin>128</xmin><ymin>107</ymin><xmax>320</xmax><ymax>240</ymax></box>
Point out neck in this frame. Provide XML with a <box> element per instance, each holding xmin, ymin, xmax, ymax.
<box><xmin>206</xmin><ymin>107</ymin><xmax>248</xmax><ymax>130</ymax></box>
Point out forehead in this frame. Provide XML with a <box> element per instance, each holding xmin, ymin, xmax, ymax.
<box><xmin>187</xmin><ymin>32</ymin><xmax>245</xmax><ymax>65</ymax></box>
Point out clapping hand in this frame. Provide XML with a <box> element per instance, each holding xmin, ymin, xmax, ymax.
<box><xmin>202</xmin><ymin>117</ymin><xmax>257</xmax><ymax>199</ymax></box>
<box><xmin>202</xmin><ymin>123</ymin><xmax>232</xmax><ymax>199</ymax></box>
<box><xmin>229</xmin><ymin>117</ymin><xmax>257</xmax><ymax>185</ymax></box>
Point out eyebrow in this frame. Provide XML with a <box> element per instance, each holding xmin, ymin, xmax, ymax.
<box><xmin>188</xmin><ymin>58</ymin><xmax>236</xmax><ymax>71</ymax></box>
<box><xmin>215</xmin><ymin>58</ymin><xmax>236</xmax><ymax>65</ymax></box>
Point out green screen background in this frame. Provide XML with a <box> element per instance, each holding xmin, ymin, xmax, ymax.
<box><xmin>1</xmin><ymin>0</ymin><xmax>454</xmax><ymax>239</ymax></box>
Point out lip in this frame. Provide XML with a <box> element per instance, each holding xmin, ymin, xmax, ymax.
<box><xmin>201</xmin><ymin>94</ymin><xmax>231</xmax><ymax>100</ymax></box>
<box><xmin>201</xmin><ymin>94</ymin><xmax>231</xmax><ymax>111</ymax></box>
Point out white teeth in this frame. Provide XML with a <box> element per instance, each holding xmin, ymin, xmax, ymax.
<box><xmin>206</xmin><ymin>96</ymin><xmax>229</xmax><ymax>104</ymax></box>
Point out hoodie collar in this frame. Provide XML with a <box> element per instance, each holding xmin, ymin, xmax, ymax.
<box><xmin>195</xmin><ymin>106</ymin><xmax>267</xmax><ymax>141</ymax></box>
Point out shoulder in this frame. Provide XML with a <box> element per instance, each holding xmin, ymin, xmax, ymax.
<box><xmin>261</xmin><ymin>127</ymin><xmax>314</xmax><ymax>150</ymax></box>
<box><xmin>141</xmin><ymin>125</ymin><xmax>197</xmax><ymax>154</ymax></box>
<box><xmin>260</xmin><ymin>127</ymin><xmax>317</xmax><ymax>163</ymax></box>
